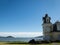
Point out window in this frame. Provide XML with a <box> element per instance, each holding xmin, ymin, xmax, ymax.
<box><xmin>57</xmin><ymin>24</ymin><xmax>60</xmax><ymax>31</ymax></box>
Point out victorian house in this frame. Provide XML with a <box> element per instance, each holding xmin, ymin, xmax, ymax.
<box><xmin>42</xmin><ymin>14</ymin><xmax>60</xmax><ymax>41</ymax></box>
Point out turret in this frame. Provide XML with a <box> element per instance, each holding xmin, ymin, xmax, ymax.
<box><xmin>42</xmin><ymin>14</ymin><xmax>53</xmax><ymax>41</ymax></box>
<box><xmin>43</xmin><ymin>14</ymin><xmax>51</xmax><ymax>24</ymax></box>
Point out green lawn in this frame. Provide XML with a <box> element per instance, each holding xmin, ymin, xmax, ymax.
<box><xmin>0</xmin><ymin>42</ymin><xmax>60</xmax><ymax>45</ymax></box>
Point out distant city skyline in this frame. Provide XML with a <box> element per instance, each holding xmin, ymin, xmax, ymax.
<box><xmin>0</xmin><ymin>0</ymin><xmax>60</xmax><ymax>37</ymax></box>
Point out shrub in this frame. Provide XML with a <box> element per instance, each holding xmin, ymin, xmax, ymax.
<box><xmin>28</xmin><ymin>39</ymin><xmax>36</xmax><ymax>44</ymax></box>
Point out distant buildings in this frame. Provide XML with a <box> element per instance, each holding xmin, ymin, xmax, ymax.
<box><xmin>42</xmin><ymin>14</ymin><xmax>60</xmax><ymax>41</ymax></box>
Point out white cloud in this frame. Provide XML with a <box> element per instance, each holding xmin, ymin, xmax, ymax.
<box><xmin>0</xmin><ymin>32</ymin><xmax>43</xmax><ymax>37</ymax></box>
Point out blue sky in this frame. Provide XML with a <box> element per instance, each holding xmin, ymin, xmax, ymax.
<box><xmin>0</xmin><ymin>0</ymin><xmax>60</xmax><ymax>37</ymax></box>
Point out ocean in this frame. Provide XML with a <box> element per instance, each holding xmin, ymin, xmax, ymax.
<box><xmin>0</xmin><ymin>37</ymin><xmax>43</xmax><ymax>42</ymax></box>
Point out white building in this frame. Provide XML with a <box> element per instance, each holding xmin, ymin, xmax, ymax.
<box><xmin>42</xmin><ymin>14</ymin><xmax>60</xmax><ymax>41</ymax></box>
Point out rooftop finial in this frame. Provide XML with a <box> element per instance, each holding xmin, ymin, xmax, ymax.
<box><xmin>45</xmin><ymin>14</ymin><xmax>48</xmax><ymax>17</ymax></box>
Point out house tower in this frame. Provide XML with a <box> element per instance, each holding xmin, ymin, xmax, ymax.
<box><xmin>42</xmin><ymin>14</ymin><xmax>53</xmax><ymax>41</ymax></box>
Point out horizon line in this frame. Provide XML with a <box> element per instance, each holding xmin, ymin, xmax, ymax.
<box><xmin>0</xmin><ymin>32</ymin><xmax>43</xmax><ymax>37</ymax></box>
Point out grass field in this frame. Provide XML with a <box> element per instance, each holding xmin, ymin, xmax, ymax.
<box><xmin>0</xmin><ymin>42</ymin><xmax>60</xmax><ymax>45</ymax></box>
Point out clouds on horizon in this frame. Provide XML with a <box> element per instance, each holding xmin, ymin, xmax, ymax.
<box><xmin>0</xmin><ymin>32</ymin><xmax>43</xmax><ymax>37</ymax></box>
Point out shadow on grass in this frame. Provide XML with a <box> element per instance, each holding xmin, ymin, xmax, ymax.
<box><xmin>6</xmin><ymin>41</ymin><xmax>50</xmax><ymax>44</ymax></box>
<box><xmin>5</xmin><ymin>40</ymin><xmax>60</xmax><ymax>44</ymax></box>
<box><xmin>6</xmin><ymin>41</ymin><xmax>28</xmax><ymax>44</ymax></box>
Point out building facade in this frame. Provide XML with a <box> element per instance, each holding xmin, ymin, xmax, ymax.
<box><xmin>42</xmin><ymin>14</ymin><xmax>60</xmax><ymax>41</ymax></box>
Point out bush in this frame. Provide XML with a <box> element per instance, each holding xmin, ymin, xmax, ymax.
<box><xmin>29</xmin><ymin>39</ymin><xmax>36</xmax><ymax>44</ymax></box>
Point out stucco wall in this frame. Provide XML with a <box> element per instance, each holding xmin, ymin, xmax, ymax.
<box><xmin>52</xmin><ymin>32</ymin><xmax>60</xmax><ymax>41</ymax></box>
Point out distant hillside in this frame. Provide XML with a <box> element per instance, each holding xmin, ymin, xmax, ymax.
<box><xmin>35</xmin><ymin>36</ymin><xmax>43</xmax><ymax>38</ymax></box>
<box><xmin>0</xmin><ymin>36</ymin><xmax>5</xmax><ymax>38</ymax></box>
<box><xmin>0</xmin><ymin>36</ymin><xmax>14</xmax><ymax>38</ymax></box>
<box><xmin>6</xmin><ymin>36</ymin><xmax>14</xmax><ymax>38</ymax></box>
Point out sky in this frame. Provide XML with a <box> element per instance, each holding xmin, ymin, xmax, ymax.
<box><xmin>0</xmin><ymin>0</ymin><xmax>60</xmax><ymax>37</ymax></box>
